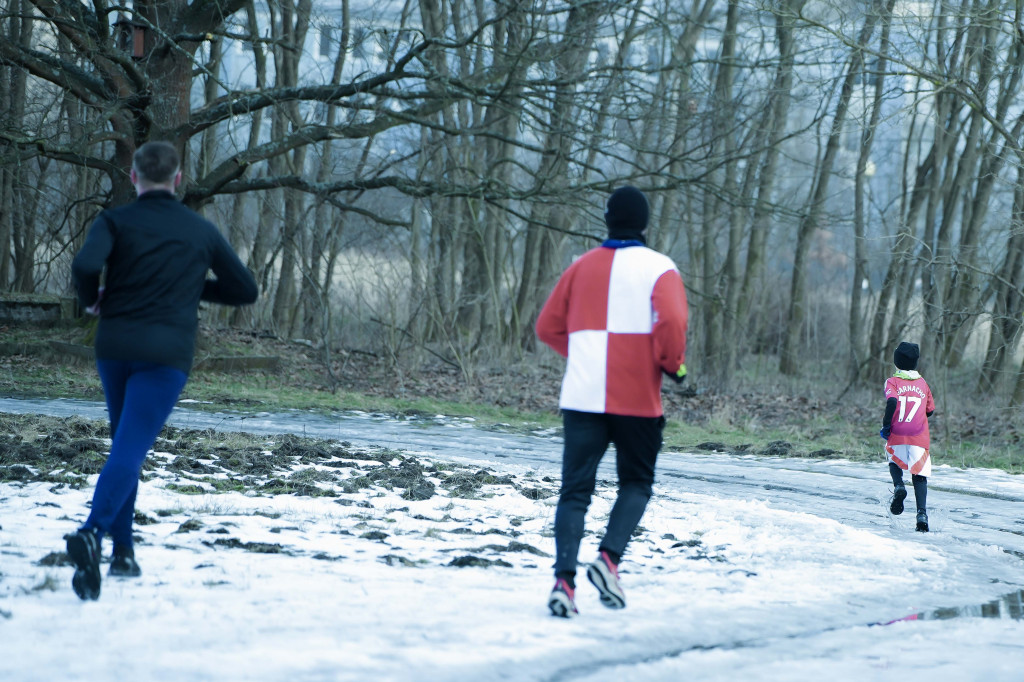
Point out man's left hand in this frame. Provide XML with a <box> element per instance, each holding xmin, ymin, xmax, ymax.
<box><xmin>85</xmin><ymin>286</ymin><xmax>104</xmax><ymax>316</ymax></box>
<box><xmin>665</xmin><ymin>364</ymin><xmax>687</xmax><ymax>384</ymax></box>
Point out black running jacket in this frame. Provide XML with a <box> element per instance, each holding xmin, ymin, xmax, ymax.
<box><xmin>72</xmin><ymin>190</ymin><xmax>258</xmax><ymax>374</ymax></box>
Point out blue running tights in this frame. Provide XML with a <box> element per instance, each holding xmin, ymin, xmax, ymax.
<box><xmin>84</xmin><ymin>360</ymin><xmax>187</xmax><ymax>547</ymax></box>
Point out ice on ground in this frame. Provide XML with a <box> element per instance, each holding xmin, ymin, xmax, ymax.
<box><xmin>2</xmin><ymin>408</ymin><xmax>1024</xmax><ymax>680</ymax></box>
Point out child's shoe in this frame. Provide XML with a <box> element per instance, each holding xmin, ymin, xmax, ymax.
<box><xmin>109</xmin><ymin>545</ymin><xmax>142</xmax><ymax>578</ymax></box>
<box><xmin>916</xmin><ymin>509</ymin><xmax>929</xmax><ymax>532</ymax></box>
<box><xmin>890</xmin><ymin>485</ymin><xmax>907</xmax><ymax>515</ymax></box>
<box><xmin>548</xmin><ymin>578</ymin><xmax>579</xmax><ymax>618</ymax></box>
<box><xmin>587</xmin><ymin>550</ymin><xmax>626</xmax><ymax>609</ymax></box>
<box><xmin>64</xmin><ymin>528</ymin><xmax>101</xmax><ymax>600</ymax></box>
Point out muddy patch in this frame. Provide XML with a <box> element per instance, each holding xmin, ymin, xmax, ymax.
<box><xmin>203</xmin><ymin>538</ymin><xmax>289</xmax><ymax>554</ymax></box>
<box><xmin>4</xmin><ymin>411</ymin><xmax>567</xmax><ymax>574</ymax></box>
<box><xmin>0</xmin><ymin>414</ymin><xmax>110</xmax><ymax>487</ymax></box>
<box><xmin>380</xmin><ymin>554</ymin><xmax>418</xmax><ymax>567</ymax></box>
<box><xmin>36</xmin><ymin>551</ymin><xmax>73</xmax><ymax>567</ymax></box>
<box><xmin>472</xmin><ymin>541</ymin><xmax>548</xmax><ymax>557</ymax></box>
<box><xmin>760</xmin><ymin>441</ymin><xmax>793</xmax><ymax>457</ymax></box>
<box><xmin>0</xmin><ymin>413</ymin><xmax>556</xmax><ymax>505</ymax></box>
<box><xmin>448</xmin><ymin>555</ymin><xmax>513</xmax><ymax>568</ymax></box>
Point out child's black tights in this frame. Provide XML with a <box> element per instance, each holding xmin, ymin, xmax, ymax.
<box><xmin>889</xmin><ymin>462</ymin><xmax>927</xmax><ymax>511</ymax></box>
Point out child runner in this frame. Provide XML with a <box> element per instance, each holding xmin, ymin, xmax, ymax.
<box><xmin>880</xmin><ymin>341</ymin><xmax>935</xmax><ymax>532</ymax></box>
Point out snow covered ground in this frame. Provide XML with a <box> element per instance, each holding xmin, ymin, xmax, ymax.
<box><xmin>2</xmin><ymin>402</ymin><xmax>1024</xmax><ymax>681</ymax></box>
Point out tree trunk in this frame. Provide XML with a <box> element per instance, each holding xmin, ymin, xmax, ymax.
<box><xmin>738</xmin><ymin>0</ymin><xmax>805</xmax><ymax>354</ymax></box>
<box><xmin>940</xmin><ymin>8</ymin><xmax>1024</xmax><ymax>367</ymax></box>
<box><xmin>780</xmin><ymin>3</ymin><xmax>882</xmax><ymax>375</ymax></box>
<box><xmin>269</xmin><ymin>0</ymin><xmax>313</xmax><ymax>333</ymax></box>
<box><xmin>698</xmin><ymin>0</ymin><xmax>739</xmax><ymax>381</ymax></box>
<box><xmin>1</xmin><ymin>0</ymin><xmax>31</xmax><ymax>289</ymax></box>
<box><xmin>649</xmin><ymin>0</ymin><xmax>716</xmax><ymax>259</ymax></box>
<box><xmin>848</xmin><ymin>0</ymin><xmax>896</xmax><ymax>380</ymax></box>
<box><xmin>514</xmin><ymin>0</ymin><xmax>604</xmax><ymax>345</ymax></box>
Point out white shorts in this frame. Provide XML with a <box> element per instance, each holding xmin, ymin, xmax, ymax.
<box><xmin>886</xmin><ymin>443</ymin><xmax>931</xmax><ymax>477</ymax></box>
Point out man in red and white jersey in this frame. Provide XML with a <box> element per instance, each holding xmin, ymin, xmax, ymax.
<box><xmin>536</xmin><ymin>185</ymin><xmax>688</xmax><ymax>617</ymax></box>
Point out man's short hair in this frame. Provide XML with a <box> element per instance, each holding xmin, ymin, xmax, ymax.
<box><xmin>132</xmin><ymin>141</ymin><xmax>180</xmax><ymax>185</ymax></box>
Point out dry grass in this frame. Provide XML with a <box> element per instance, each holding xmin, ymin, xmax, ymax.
<box><xmin>4</xmin><ymin>324</ymin><xmax>1024</xmax><ymax>472</ymax></box>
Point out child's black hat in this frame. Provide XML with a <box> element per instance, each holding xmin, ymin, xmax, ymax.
<box><xmin>894</xmin><ymin>342</ymin><xmax>920</xmax><ymax>371</ymax></box>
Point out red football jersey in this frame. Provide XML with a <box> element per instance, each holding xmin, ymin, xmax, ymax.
<box><xmin>883</xmin><ymin>373</ymin><xmax>934</xmax><ymax>449</ymax></box>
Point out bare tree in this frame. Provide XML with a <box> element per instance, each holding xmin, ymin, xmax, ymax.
<box><xmin>779</xmin><ymin>2</ymin><xmax>885</xmax><ymax>375</ymax></box>
<box><xmin>5</xmin><ymin>0</ymin><xmax>1024</xmax><ymax>408</ymax></box>
<box><xmin>847</xmin><ymin>0</ymin><xmax>896</xmax><ymax>381</ymax></box>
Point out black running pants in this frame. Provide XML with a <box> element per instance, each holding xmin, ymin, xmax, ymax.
<box><xmin>553</xmin><ymin>409</ymin><xmax>664</xmax><ymax>575</ymax></box>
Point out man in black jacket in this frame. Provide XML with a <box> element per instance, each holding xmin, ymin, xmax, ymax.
<box><xmin>65</xmin><ymin>141</ymin><xmax>258</xmax><ymax>600</ymax></box>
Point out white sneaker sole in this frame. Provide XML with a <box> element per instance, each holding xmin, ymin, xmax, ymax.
<box><xmin>587</xmin><ymin>561</ymin><xmax>625</xmax><ymax>609</ymax></box>
<box><xmin>548</xmin><ymin>592</ymin><xmax>578</xmax><ymax>618</ymax></box>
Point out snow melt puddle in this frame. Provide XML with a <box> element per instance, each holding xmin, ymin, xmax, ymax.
<box><xmin>878</xmin><ymin>587</ymin><xmax>1024</xmax><ymax>624</ymax></box>
<box><xmin>554</xmin><ymin>590</ymin><xmax>1024</xmax><ymax>682</ymax></box>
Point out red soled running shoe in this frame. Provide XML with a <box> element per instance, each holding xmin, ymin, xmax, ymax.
<box><xmin>587</xmin><ymin>550</ymin><xmax>625</xmax><ymax>609</ymax></box>
<box><xmin>548</xmin><ymin>578</ymin><xmax>579</xmax><ymax>618</ymax></box>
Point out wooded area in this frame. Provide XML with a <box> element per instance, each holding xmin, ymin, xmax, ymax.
<box><xmin>2</xmin><ymin>0</ymin><xmax>1024</xmax><ymax>400</ymax></box>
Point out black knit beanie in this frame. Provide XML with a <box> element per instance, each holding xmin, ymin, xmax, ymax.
<box><xmin>894</xmin><ymin>342</ymin><xmax>920</xmax><ymax>371</ymax></box>
<box><xmin>605</xmin><ymin>186</ymin><xmax>649</xmax><ymax>240</ymax></box>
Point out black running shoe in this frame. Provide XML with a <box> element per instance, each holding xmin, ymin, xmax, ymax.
<box><xmin>916</xmin><ymin>510</ymin><xmax>929</xmax><ymax>532</ymax></box>
<box><xmin>109</xmin><ymin>545</ymin><xmax>142</xmax><ymax>578</ymax></box>
<box><xmin>890</xmin><ymin>485</ymin><xmax>907</xmax><ymax>515</ymax></box>
<box><xmin>65</xmin><ymin>528</ymin><xmax>101</xmax><ymax>600</ymax></box>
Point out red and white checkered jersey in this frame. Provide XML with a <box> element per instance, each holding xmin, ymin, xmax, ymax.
<box><xmin>536</xmin><ymin>245</ymin><xmax>688</xmax><ymax>417</ymax></box>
